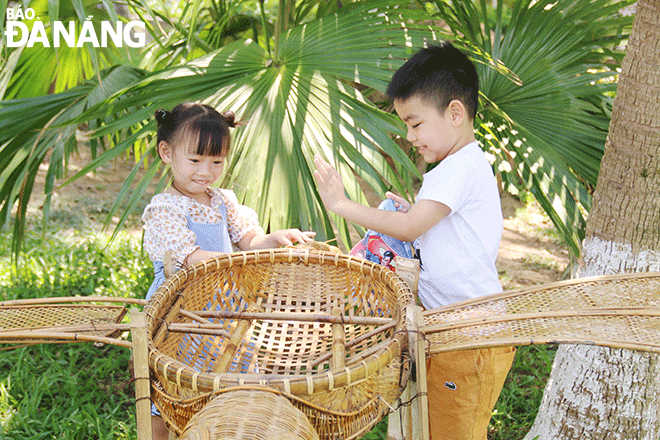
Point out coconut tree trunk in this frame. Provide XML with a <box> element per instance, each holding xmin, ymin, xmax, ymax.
<box><xmin>525</xmin><ymin>0</ymin><xmax>660</xmax><ymax>438</ymax></box>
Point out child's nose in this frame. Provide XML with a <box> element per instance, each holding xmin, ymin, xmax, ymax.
<box><xmin>406</xmin><ymin>128</ymin><xmax>417</xmax><ymax>142</ymax></box>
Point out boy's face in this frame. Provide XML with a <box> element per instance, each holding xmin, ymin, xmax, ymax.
<box><xmin>393</xmin><ymin>95</ymin><xmax>464</xmax><ymax>164</ymax></box>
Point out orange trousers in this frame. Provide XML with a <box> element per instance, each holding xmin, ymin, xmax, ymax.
<box><xmin>426</xmin><ymin>346</ymin><xmax>516</xmax><ymax>440</ymax></box>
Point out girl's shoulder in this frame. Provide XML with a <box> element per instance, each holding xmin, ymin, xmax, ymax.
<box><xmin>208</xmin><ymin>187</ymin><xmax>241</xmax><ymax>207</ymax></box>
<box><xmin>142</xmin><ymin>192</ymin><xmax>190</xmax><ymax>219</ymax></box>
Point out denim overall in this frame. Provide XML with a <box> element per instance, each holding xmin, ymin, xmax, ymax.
<box><xmin>146</xmin><ymin>201</ymin><xmax>232</xmax><ymax>417</ymax></box>
<box><xmin>146</xmin><ymin>201</ymin><xmax>232</xmax><ymax>300</ymax></box>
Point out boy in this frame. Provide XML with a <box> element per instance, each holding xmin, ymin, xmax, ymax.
<box><xmin>313</xmin><ymin>41</ymin><xmax>515</xmax><ymax>440</ymax></box>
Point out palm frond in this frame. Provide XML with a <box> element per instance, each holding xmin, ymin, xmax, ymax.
<box><xmin>0</xmin><ymin>64</ymin><xmax>146</xmax><ymax>258</ymax></box>
<box><xmin>433</xmin><ymin>0</ymin><xmax>633</xmax><ymax>256</ymax></box>
<box><xmin>62</xmin><ymin>1</ymin><xmax>430</xmax><ymax>249</ymax></box>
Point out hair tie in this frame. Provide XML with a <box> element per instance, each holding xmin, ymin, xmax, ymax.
<box><xmin>155</xmin><ymin>109</ymin><xmax>170</xmax><ymax>124</ymax></box>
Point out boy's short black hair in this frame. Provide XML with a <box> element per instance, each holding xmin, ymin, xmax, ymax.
<box><xmin>386</xmin><ymin>41</ymin><xmax>479</xmax><ymax>120</ymax></box>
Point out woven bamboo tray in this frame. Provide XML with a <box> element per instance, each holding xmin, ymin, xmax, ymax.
<box><xmin>423</xmin><ymin>272</ymin><xmax>660</xmax><ymax>354</ymax></box>
<box><xmin>145</xmin><ymin>248</ymin><xmax>415</xmax><ymax>439</ymax></box>
<box><xmin>0</xmin><ymin>297</ymin><xmax>145</xmax><ymax>349</ymax></box>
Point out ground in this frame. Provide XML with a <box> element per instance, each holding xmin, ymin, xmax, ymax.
<box><xmin>29</xmin><ymin>153</ymin><xmax>571</xmax><ymax>291</ymax></box>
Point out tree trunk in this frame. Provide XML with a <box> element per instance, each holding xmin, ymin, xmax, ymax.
<box><xmin>525</xmin><ymin>0</ymin><xmax>660</xmax><ymax>438</ymax></box>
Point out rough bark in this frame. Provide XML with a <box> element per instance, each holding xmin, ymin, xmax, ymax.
<box><xmin>526</xmin><ymin>0</ymin><xmax>660</xmax><ymax>438</ymax></box>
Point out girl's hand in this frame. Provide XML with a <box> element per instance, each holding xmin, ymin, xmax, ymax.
<box><xmin>385</xmin><ymin>191</ymin><xmax>412</xmax><ymax>213</ymax></box>
<box><xmin>313</xmin><ymin>155</ymin><xmax>347</xmax><ymax>212</ymax></box>
<box><xmin>239</xmin><ymin>229</ymin><xmax>316</xmax><ymax>251</ymax></box>
<box><xmin>269</xmin><ymin>229</ymin><xmax>316</xmax><ymax>247</ymax></box>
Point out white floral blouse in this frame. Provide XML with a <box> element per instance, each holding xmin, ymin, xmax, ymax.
<box><xmin>142</xmin><ymin>187</ymin><xmax>263</xmax><ymax>264</ymax></box>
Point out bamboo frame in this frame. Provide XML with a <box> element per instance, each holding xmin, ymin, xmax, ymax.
<box><xmin>4</xmin><ymin>253</ymin><xmax>660</xmax><ymax>440</ymax></box>
<box><xmin>189</xmin><ymin>310</ymin><xmax>394</xmax><ymax>326</ymax></box>
<box><xmin>131</xmin><ymin>309</ymin><xmax>152</xmax><ymax>440</ymax></box>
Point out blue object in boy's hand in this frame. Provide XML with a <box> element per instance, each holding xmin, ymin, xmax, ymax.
<box><xmin>348</xmin><ymin>198</ymin><xmax>413</xmax><ymax>270</ymax></box>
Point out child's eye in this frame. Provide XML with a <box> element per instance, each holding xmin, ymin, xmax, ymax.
<box><xmin>412</xmin><ymin>122</ymin><xmax>421</xmax><ymax>129</ymax></box>
<box><xmin>213</xmin><ymin>161</ymin><xmax>223</xmax><ymax>165</ymax></box>
<box><xmin>189</xmin><ymin>159</ymin><xmax>199</xmax><ymax>163</ymax></box>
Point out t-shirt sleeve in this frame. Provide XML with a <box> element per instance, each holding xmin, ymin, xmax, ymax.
<box><xmin>416</xmin><ymin>155</ymin><xmax>474</xmax><ymax>214</ymax></box>
<box><xmin>142</xmin><ymin>200</ymin><xmax>199</xmax><ymax>265</ymax></box>
<box><xmin>219</xmin><ymin>189</ymin><xmax>265</xmax><ymax>243</ymax></box>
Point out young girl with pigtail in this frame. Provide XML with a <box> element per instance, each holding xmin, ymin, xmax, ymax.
<box><xmin>142</xmin><ymin>102</ymin><xmax>315</xmax><ymax>437</ymax></box>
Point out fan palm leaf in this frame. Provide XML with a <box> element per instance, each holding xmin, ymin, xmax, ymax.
<box><xmin>431</xmin><ymin>0</ymin><xmax>633</xmax><ymax>256</ymax></box>
<box><xmin>0</xmin><ymin>65</ymin><xmax>145</xmax><ymax>257</ymax></box>
<box><xmin>1</xmin><ymin>0</ymin><xmax>432</xmax><ymax>255</ymax></box>
<box><xmin>1</xmin><ymin>0</ymin><xmax>632</xmax><ymax>260</ymax></box>
<box><xmin>1</xmin><ymin>0</ymin><xmax>137</xmax><ymax>99</ymax></box>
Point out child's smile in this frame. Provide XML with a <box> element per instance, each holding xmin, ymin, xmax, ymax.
<box><xmin>393</xmin><ymin>95</ymin><xmax>469</xmax><ymax>164</ymax></box>
<box><xmin>161</xmin><ymin>145</ymin><xmax>226</xmax><ymax>204</ymax></box>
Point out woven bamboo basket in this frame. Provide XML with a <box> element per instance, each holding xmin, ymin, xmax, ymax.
<box><xmin>145</xmin><ymin>248</ymin><xmax>415</xmax><ymax>439</ymax></box>
<box><xmin>423</xmin><ymin>272</ymin><xmax>660</xmax><ymax>354</ymax></box>
<box><xmin>178</xmin><ymin>388</ymin><xmax>320</xmax><ymax>440</ymax></box>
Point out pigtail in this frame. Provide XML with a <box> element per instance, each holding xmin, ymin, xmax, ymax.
<box><xmin>220</xmin><ymin>111</ymin><xmax>236</xmax><ymax>128</ymax></box>
<box><xmin>155</xmin><ymin>109</ymin><xmax>175</xmax><ymax>144</ymax></box>
<box><xmin>157</xmin><ymin>103</ymin><xmax>241</xmax><ymax>156</ymax></box>
<box><xmin>155</xmin><ymin>109</ymin><xmax>169</xmax><ymax>124</ymax></box>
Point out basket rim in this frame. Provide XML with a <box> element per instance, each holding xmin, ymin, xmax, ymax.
<box><xmin>145</xmin><ymin>248</ymin><xmax>414</xmax><ymax>396</ymax></box>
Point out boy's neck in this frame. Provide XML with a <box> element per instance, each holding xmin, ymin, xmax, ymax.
<box><xmin>445</xmin><ymin>130</ymin><xmax>477</xmax><ymax>160</ymax></box>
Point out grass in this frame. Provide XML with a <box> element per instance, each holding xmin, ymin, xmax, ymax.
<box><xmin>0</xmin><ymin>202</ymin><xmax>558</xmax><ymax>439</ymax></box>
<box><xmin>0</xmin><ymin>345</ymin><xmax>136</xmax><ymax>440</ymax></box>
<box><xmin>0</xmin><ymin>226</ymin><xmax>150</xmax><ymax>439</ymax></box>
<box><xmin>490</xmin><ymin>345</ymin><xmax>557</xmax><ymax>439</ymax></box>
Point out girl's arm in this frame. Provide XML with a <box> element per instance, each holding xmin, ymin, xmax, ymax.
<box><xmin>184</xmin><ymin>229</ymin><xmax>315</xmax><ymax>265</ymax></box>
<box><xmin>237</xmin><ymin>229</ymin><xmax>316</xmax><ymax>251</ymax></box>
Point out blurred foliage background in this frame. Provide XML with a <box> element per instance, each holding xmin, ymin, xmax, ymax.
<box><xmin>0</xmin><ymin>0</ymin><xmax>635</xmax><ymax>259</ymax></box>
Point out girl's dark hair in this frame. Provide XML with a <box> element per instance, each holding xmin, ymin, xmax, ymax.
<box><xmin>155</xmin><ymin>103</ymin><xmax>236</xmax><ymax>157</ymax></box>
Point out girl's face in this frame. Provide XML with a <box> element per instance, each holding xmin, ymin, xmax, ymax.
<box><xmin>159</xmin><ymin>141</ymin><xmax>226</xmax><ymax>203</ymax></box>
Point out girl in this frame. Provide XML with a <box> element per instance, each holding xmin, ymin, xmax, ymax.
<box><xmin>142</xmin><ymin>103</ymin><xmax>315</xmax><ymax>438</ymax></box>
<box><xmin>143</xmin><ymin>102</ymin><xmax>315</xmax><ymax>300</ymax></box>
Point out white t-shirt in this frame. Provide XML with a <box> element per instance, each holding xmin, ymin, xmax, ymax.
<box><xmin>415</xmin><ymin>142</ymin><xmax>502</xmax><ymax>309</ymax></box>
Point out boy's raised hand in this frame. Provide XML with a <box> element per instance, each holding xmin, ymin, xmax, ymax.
<box><xmin>313</xmin><ymin>155</ymin><xmax>347</xmax><ymax>212</ymax></box>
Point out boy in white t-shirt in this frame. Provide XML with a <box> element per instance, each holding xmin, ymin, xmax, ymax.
<box><xmin>314</xmin><ymin>41</ymin><xmax>515</xmax><ymax>440</ymax></box>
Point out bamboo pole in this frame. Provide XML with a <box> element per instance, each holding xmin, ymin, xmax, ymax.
<box><xmin>331</xmin><ymin>307</ymin><xmax>346</xmax><ymax>370</ymax></box>
<box><xmin>393</xmin><ymin>257</ymin><xmax>420</xmax><ymax>294</ymax></box>
<box><xmin>131</xmin><ymin>309</ymin><xmax>152</xmax><ymax>440</ymax></box>
<box><xmin>407</xmin><ymin>305</ymin><xmax>429</xmax><ymax>440</ymax></box>
<box><xmin>0</xmin><ymin>297</ymin><xmax>147</xmax><ymax>307</ymax></box>
<box><xmin>179</xmin><ymin>309</ymin><xmax>215</xmax><ymax>324</ymax></box>
<box><xmin>0</xmin><ymin>323</ymin><xmax>132</xmax><ymax>334</ymax></box>
<box><xmin>166</xmin><ymin>323</ymin><xmax>231</xmax><ymax>338</ymax></box>
<box><xmin>307</xmin><ymin>320</ymin><xmax>397</xmax><ymax>368</ymax></box>
<box><xmin>389</xmin><ymin>255</ymin><xmax>421</xmax><ymax>440</ymax></box>
<box><xmin>422</xmin><ymin>307</ymin><xmax>660</xmax><ymax>334</ymax></box>
<box><xmin>188</xmin><ymin>310</ymin><xmax>393</xmax><ymax>326</ymax></box>
<box><xmin>213</xmin><ymin>306</ymin><xmax>259</xmax><ymax>373</ymax></box>
<box><xmin>0</xmin><ymin>331</ymin><xmax>132</xmax><ymax>347</ymax></box>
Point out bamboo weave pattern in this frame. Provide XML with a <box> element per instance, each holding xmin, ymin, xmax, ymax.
<box><xmin>145</xmin><ymin>248</ymin><xmax>415</xmax><ymax>439</ymax></box>
<box><xmin>423</xmin><ymin>272</ymin><xmax>660</xmax><ymax>354</ymax></box>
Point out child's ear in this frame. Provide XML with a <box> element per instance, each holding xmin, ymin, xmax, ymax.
<box><xmin>158</xmin><ymin>141</ymin><xmax>173</xmax><ymax>163</ymax></box>
<box><xmin>447</xmin><ymin>100</ymin><xmax>466</xmax><ymax>126</ymax></box>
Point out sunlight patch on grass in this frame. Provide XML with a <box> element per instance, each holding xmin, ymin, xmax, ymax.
<box><xmin>0</xmin><ymin>380</ymin><xmax>17</xmax><ymax>429</ymax></box>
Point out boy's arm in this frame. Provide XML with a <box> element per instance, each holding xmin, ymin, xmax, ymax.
<box><xmin>313</xmin><ymin>156</ymin><xmax>450</xmax><ymax>242</ymax></box>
